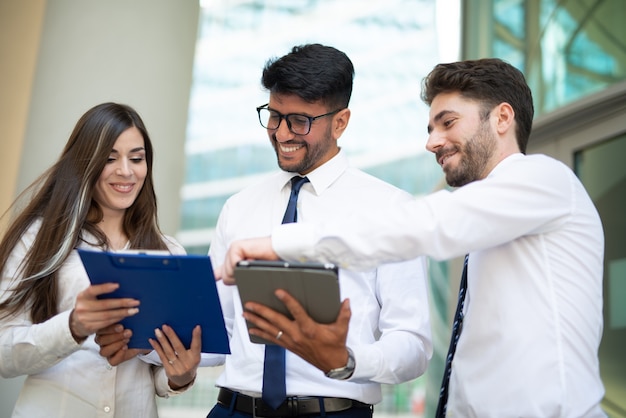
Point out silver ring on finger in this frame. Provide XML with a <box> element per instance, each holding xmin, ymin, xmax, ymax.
<box><xmin>168</xmin><ymin>359</ymin><xmax>175</xmax><ymax>365</ymax></box>
<box><xmin>275</xmin><ymin>330</ymin><xmax>283</xmax><ymax>340</ymax></box>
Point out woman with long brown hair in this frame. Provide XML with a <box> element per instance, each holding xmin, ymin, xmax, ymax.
<box><xmin>0</xmin><ymin>102</ymin><xmax>200</xmax><ymax>417</ymax></box>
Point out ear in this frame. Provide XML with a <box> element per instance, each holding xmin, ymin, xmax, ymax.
<box><xmin>332</xmin><ymin>108</ymin><xmax>351</xmax><ymax>139</ymax></box>
<box><xmin>494</xmin><ymin>102</ymin><xmax>515</xmax><ymax>135</ymax></box>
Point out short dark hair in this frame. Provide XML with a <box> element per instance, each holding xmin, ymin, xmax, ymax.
<box><xmin>261</xmin><ymin>43</ymin><xmax>354</xmax><ymax>110</ymax></box>
<box><xmin>421</xmin><ymin>58</ymin><xmax>534</xmax><ymax>153</ymax></box>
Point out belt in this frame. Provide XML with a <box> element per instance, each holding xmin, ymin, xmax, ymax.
<box><xmin>217</xmin><ymin>388</ymin><xmax>371</xmax><ymax>417</ymax></box>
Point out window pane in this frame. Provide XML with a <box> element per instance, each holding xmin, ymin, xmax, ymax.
<box><xmin>575</xmin><ymin>134</ymin><xmax>626</xmax><ymax>417</ymax></box>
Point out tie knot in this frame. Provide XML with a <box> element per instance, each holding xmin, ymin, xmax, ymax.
<box><xmin>282</xmin><ymin>176</ymin><xmax>309</xmax><ymax>224</ymax></box>
<box><xmin>290</xmin><ymin>176</ymin><xmax>309</xmax><ymax>193</ymax></box>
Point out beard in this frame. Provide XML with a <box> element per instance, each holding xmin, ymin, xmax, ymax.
<box><xmin>441</xmin><ymin>120</ymin><xmax>497</xmax><ymax>187</ymax></box>
<box><xmin>272</xmin><ymin>123</ymin><xmax>334</xmax><ymax>174</ymax></box>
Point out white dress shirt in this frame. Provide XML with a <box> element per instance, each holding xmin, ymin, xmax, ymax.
<box><xmin>208</xmin><ymin>150</ymin><xmax>432</xmax><ymax>404</ymax></box>
<box><xmin>273</xmin><ymin>153</ymin><xmax>606</xmax><ymax>417</ymax></box>
<box><xmin>0</xmin><ymin>219</ymin><xmax>188</xmax><ymax>418</ymax></box>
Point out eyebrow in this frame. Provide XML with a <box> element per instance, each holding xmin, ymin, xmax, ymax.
<box><xmin>110</xmin><ymin>147</ymin><xmax>146</xmax><ymax>154</ymax></box>
<box><xmin>267</xmin><ymin>106</ymin><xmax>316</xmax><ymax>117</ymax></box>
<box><xmin>427</xmin><ymin>109</ymin><xmax>455</xmax><ymax>134</ymax></box>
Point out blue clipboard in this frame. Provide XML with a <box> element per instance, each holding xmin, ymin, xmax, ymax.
<box><xmin>77</xmin><ymin>249</ymin><xmax>230</xmax><ymax>354</ymax></box>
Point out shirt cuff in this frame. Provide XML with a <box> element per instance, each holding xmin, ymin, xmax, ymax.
<box><xmin>347</xmin><ymin>345</ymin><xmax>379</xmax><ymax>381</ymax></box>
<box><xmin>154</xmin><ymin>366</ymin><xmax>197</xmax><ymax>397</ymax></box>
<box><xmin>52</xmin><ymin>310</ymin><xmax>84</xmax><ymax>355</ymax></box>
<box><xmin>168</xmin><ymin>374</ymin><xmax>197</xmax><ymax>395</ymax></box>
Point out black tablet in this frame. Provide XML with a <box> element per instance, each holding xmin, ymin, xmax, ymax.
<box><xmin>234</xmin><ymin>260</ymin><xmax>341</xmax><ymax>344</ymax></box>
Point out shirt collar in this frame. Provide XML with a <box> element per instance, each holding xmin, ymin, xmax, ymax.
<box><xmin>278</xmin><ymin>149</ymin><xmax>349</xmax><ymax>196</ymax></box>
<box><xmin>487</xmin><ymin>152</ymin><xmax>525</xmax><ymax>178</ymax></box>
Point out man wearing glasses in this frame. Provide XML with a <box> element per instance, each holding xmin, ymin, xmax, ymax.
<box><xmin>256</xmin><ymin>104</ymin><xmax>343</xmax><ymax>138</ymax></box>
<box><xmin>206</xmin><ymin>43</ymin><xmax>432</xmax><ymax>417</ymax></box>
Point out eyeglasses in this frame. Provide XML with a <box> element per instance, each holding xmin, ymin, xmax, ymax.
<box><xmin>256</xmin><ymin>104</ymin><xmax>343</xmax><ymax>135</ymax></box>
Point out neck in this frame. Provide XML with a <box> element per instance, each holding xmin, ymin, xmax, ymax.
<box><xmin>97</xmin><ymin>215</ymin><xmax>127</xmax><ymax>251</ymax></box>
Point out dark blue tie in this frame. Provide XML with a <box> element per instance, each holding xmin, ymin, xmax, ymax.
<box><xmin>435</xmin><ymin>254</ymin><xmax>469</xmax><ymax>418</ymax></box>
<box><xmin>262</xmin><ymin>176</ymin><xmax>310</xmax><ymax>409</ymax></box>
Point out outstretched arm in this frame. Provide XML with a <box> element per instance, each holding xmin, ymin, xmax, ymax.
<box><xmin>215</xmin><ymin>237</ymin><xmax>278</xmax><ymax>285</ymax></box>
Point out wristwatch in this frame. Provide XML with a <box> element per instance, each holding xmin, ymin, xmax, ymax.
<box><xmin>325</xmin><ymin>347</ymin><xmax>355</xmax><ymax>380</ymax></box>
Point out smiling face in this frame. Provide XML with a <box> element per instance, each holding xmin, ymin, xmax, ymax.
<box><xmin>426</xmin><ymin>91</ymin><xmax>499</xmax><ymax>187</ymax></box>
<box><xmin>93</xmin><ymin>126</ymin><xmax>147</xmax><ymax>220</ymax></box>
<box><xmin>267</xmin><ymin>93</ymin><xmax>348</xmax><ymax>175</ymax></box>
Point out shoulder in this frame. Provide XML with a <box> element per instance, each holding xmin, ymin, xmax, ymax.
<box><xmin>505</xmin><ymin>153</ymin><xmax>567</xmax><ymax>169</ymax></box>
<box><xmin>3</xmin><ymin>218</ymin><xmax>42</xmax><ymax>258</ymax></box>
<box><xmin>494</xmin><ymin>153</ymin><xmax>574</xmax><ymax>182</ymax></box>
<box><xmin>225</xmin><ymin>171</ymin><xmax>282</xmax><ymax>203</ymax></box>
<box><xmin>472</xmin><ymin>153</ymin><xmax>585</xmax><ymax>209</ymax></box>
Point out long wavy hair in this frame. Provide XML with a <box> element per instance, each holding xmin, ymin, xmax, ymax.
<box><xmin>0</xmin><ymin>102</ymin><xmax>168</xmax><ymax>323</ymax></box>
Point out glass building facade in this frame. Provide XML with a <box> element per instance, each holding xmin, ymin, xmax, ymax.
<box><xmin>464</xmin><ymin>0</ymin><xmax>626</xmax><ymax>117</ymax></box>
<box><xmin>161</xmin><ymin>0</ymin><xmax>626</xmax><ymax>417</ymax></box>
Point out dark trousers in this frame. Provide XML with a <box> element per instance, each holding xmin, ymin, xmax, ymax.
<box><xmin>206</xmin><ymin>400</ymin><xmax>374</xmax><ymax>418</ymax></box>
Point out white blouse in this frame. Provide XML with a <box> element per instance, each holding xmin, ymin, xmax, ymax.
<box><xmin>0</xmin><ymin>219</ymin><xmax>187</xmax><ymax>418</ymax></box>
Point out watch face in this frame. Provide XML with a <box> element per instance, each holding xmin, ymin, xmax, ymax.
<box><xmin>327</xmin><ymin>368</ymin><xmax>353</xmax><ymax>380</ymax></box>
<box><xmin>326</xmin><ymin>348</ymin><xmax>355</xmax><ymax>380</ymax></box>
